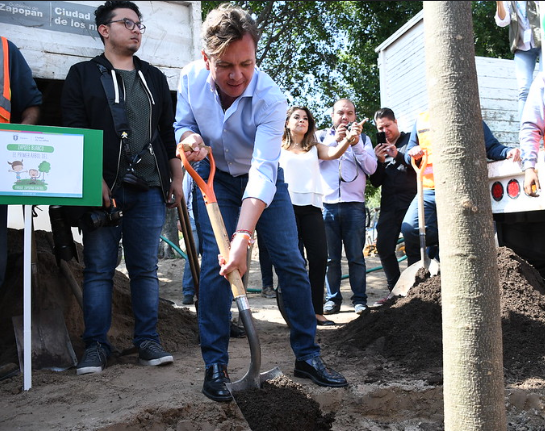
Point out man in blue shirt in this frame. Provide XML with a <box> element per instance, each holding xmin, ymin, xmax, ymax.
<box><xmin>174</xmin><ymin>4</ymin><xmax>347</xmax><ymax>403</ymax></box>
<box><xmin>318</xmin><ymin>99</ymin><xmax>377</xmax><ymax>316</ymax></box>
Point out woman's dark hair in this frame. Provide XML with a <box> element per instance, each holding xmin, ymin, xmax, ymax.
<box><xmin>95</xmin><ymin>1</ymin><xmax>142</xmax><ymax>43</ymax></box>
<box><xmin>282</xmin><ymin>106</ymin><xmax>317</xmax><ymax>152</ymax></box>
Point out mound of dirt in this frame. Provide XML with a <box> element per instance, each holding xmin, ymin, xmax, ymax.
<box><xmin>2</xmin><ymin>229</ymin><xmax>545</xmax><ymax>430</ymax></box>
<box><xmin>234</xmin><ymin>375</ymin><xmax>335</xmax><ymax>431</ymax></box>
<box><xmin>0</xmin><ymin>229</ymin><xmax>199</xmax><ymax>368</ymax></box>
<box><xmin>327</xmin><ymin>246</ymin><xmax>545</xmax><ymax>384</ymax></box>
<box><xmin>0</xmin><ymin>228</ymin><xmax>330</xmax><ymax>430</ymax></box>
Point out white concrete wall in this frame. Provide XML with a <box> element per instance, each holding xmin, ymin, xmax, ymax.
<box><xmin>376</xmin><ymin>10</ymin><xmax>521</xmax><ymax>147</ymax></box>
<box><xmin>1</xmin><ymin>0</ymin><xmax>202</xmax><ymax>91</ymax></box>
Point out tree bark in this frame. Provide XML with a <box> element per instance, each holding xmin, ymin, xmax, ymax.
<box><xmin>423</xmin><ymin>2</ymin><xmax>506</xmax><ymax>430</ymax></box>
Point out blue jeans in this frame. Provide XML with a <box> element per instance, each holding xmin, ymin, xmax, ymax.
<box><xmin>195</xmin><ymin>161</ymin><xmax>319</xmax><ymax>367</ymax></box>
<box><xmin>400</xmin><ymin>188</ymin><xmax>438</xmax><ymax>266</ymax></box>
<box><xmin>515</xmin><ymin>47</ymin><xmax>542</xmax><ymax>121</ymax></box>
<box><xmin>323</xmin><ymin>202</ymin><xmax>367</xmax><ymax>306</ymax></box>
<box><xmin>82</xmin><ymin>186</ymin><xmax>166</xmax><ymax>353</ymax></box>
<box><xmin>182</xmin><ymin>215</ymin><xmax>199</xmax><ymax>297</ymax></box>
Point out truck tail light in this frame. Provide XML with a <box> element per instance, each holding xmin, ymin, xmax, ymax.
<box><xmin>507</xmin><ymin>179</ymin><xmax>520</xmax><ymax>199</ymax></box>
<box><xmin>491</xmin><ymin>181</ymin><xmax>504</xmax><ymax>202</ymax></box>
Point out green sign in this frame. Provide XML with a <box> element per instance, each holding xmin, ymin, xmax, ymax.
<box><xmin>0</xmin><ymin>124</ymin><xmax>103</xmax><ymax>206</ymax></box>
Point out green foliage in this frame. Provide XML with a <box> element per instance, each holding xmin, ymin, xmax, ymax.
<box><xmin>200</xmin><ymin>1</ymin><xmax>513</xmax><ymax>199</ymax></box>
<box><xmin>472</xmin><ymin>1</ymin><xmax>511</xmax><ymax>58</ymax></box>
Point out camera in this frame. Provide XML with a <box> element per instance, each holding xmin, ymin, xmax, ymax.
<box><xmin>49</xmin><ymin>205</ymin><xmax>79</xmax><ymax>263</ymax></box>
<box><xmin>122</xmin><ymin>166</ymin><xmax>149</xmax><ymax>192</ymax></box>
<box><xmin>78</xmin><ymin>205</ymin><xmax>123</xmax><ymax>232</ymax></box>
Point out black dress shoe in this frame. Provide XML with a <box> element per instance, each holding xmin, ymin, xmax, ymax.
<box><xmin>202</xmin><ymin>364</ymin><xmax>233</xmax><ymax>402</ymax></box>
<box><xmin>294</xmin><ymin>356</ymin><xmax>348</xmax><ymax>387</ymax></box>
<box><xmin>316</xmin><ymin>319</ymin><xmax>336</xmax><ymax>326</ymax></box>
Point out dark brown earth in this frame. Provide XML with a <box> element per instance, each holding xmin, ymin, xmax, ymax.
<box><xmin>1</xmin><ymin>229</ymin><xmax>545</xmax><ymax>430</ymax></box>
<box><xmin>326</xmin><ymin>247</ymin><xmax>545</xmax><ymax>387</ymax></box>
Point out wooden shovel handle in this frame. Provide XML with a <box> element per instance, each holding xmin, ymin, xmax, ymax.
<box><xmin>410</xmin><ymin>150</ymin><xmax>430</xmax><ymax>263</ymax></box>
<box><xmin>179</xmin><ymin>147</ymin><xmax>246</xmax><ymax>298</ymax></box>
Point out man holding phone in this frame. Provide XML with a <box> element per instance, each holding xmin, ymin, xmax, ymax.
<box><xmin>318</xmin><ymin>98</ymin><xmax>377</xmax><ymax>315</ymax></box>
<box><xmin>368</xmin><ymin>108</ymin><xmax>418</xmax><ymax>308</ymax></box>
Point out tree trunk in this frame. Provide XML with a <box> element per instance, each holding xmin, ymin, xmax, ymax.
<box><xmin>158</xmin><ymin>207</ymin><xmax>179</xmax><ymax>259</ymax></box>
<box><xmin>423</xmin><ymin>2</ymin><xmax>506</xmax><ymax>430</ymax></box>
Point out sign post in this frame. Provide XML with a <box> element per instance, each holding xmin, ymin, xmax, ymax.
<box><xmin>0</xmin><ymin>123</ymin><xmax>102</xmax><ymax>390</ymax></box>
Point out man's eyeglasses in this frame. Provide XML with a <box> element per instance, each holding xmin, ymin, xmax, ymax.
<box><xmin>105</xmin><ymin>18</ymin><xmax>146</xmax><ymax>34</ymax></box>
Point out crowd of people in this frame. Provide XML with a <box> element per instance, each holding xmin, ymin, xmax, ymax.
<box><xmin>3</xmin><ymin>0</ymin><xmax>537</xmax><ymax>405</ymax></box>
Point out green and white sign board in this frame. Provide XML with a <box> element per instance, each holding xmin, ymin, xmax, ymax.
<box><xmin>0</xmin><ymin>124</ymin><xmax>103</xmax><ymax>206</ymax></box>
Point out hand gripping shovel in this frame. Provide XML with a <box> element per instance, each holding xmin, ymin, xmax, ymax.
<box><xmin>179</xmin><ymin>146</ymin><xmax>282</xmax><ymax>394</ymax></box>
<box><xmin>391</xmin><ymin>151</ymin><xmax>440</xmax><ymax>297</ymax></box>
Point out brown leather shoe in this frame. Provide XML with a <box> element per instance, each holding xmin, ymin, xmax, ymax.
<box><xmin>202</xmin><ymin>364</ymin><xmax>232</xmax><ymax>402</ymax></box>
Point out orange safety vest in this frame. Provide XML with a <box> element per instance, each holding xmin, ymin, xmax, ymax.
<box><xmin>0</xmin><ymin>36</ymin><xmax>11</xmax><ymax>123</ymax></box>
<box><xmin>416</xmin><ymin>111</ymin><xmax>435</xmax><ymax>189</ymax></box>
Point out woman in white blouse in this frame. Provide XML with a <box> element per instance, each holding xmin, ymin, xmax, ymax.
<box><xmin>279</xmin><ymin>106</ymin><xmax>358</xmax><ymax>325</ymax></box>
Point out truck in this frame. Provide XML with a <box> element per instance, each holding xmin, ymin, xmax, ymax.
<box><xmin>488</xmin><ymin>155</ymin><xmax>545</xmax><ymax>278</ymax></box>
<box><xmin>376</xmin><ymin>9</ymin><xmax>545</xmax><ymax>279</ymax></box>
<box><xmin>1</xmin><ymin>0</ymin><xmax>202</xmax><ymax>232</ymax></box>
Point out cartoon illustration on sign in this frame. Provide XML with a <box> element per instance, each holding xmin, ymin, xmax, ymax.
<box><xmin>7</xmin><ymin>159</ymin><xmax>49</xmax><ymax>190</ymax></box>
<box><xmin>8</xmin><ymin>160</ymin><xmax>27</xmax><ymax>182</ymax></box>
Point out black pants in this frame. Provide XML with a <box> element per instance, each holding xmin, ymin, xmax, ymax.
<box><xmin>293</xmin><ymin>205</ymin><xmax>328</xmax><ymax>315</ymax></box>
<box><xmin>376</xmin><ymin>204</ymin><xmax>412</xmax><ymax>290</ymax></box>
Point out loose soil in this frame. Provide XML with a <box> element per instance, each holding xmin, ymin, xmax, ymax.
<box><xmin>0</xmin><ymin>229</ymin><xmax>544</xmax><ymax>430</ymax></box>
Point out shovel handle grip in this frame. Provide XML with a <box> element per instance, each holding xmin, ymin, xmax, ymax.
<box><xmin>410</xmin><ymin>150</ymin><xmax>429</xmax><ymax>180</ymax></box>
<box><xmin>179</xmin><ymin>146</ymin><xmax>246</xmax><ymax>298</ymax></box>
<box><xmin>179</xmin><ymin>145</ymin><xmax>216</xmax><ymax>204</ymax></box>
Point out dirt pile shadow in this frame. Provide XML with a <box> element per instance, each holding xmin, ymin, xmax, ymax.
<box><xmin>327</xmin><ymin>246</ymin><xmax>545</xmax><ymax>384</ymax></box>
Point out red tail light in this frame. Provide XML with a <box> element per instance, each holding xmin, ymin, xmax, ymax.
<box><xmin>491</xmin><ymin>181</ymin><xmax>503</xmax><ymax>202</ymax></box>
<box><xmin>507</xmin><ymin>179</ymin><xmax>520</xmax><ymax>199</ymax></box>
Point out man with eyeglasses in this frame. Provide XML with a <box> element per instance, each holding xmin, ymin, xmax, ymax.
<box><xmin>317</xmin><ymin>99</ymin><xmax>377</xmax><ymax>316</ymax></box>
<box><xmin>61</xmin><ymin>1</ymin><xmax>184</xmax><ymax>375</ymax></box>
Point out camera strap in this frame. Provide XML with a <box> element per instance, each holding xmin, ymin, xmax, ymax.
<box><xmin>96</xmin><ymin>64</ymin><xmax>150</xmax><ymax>167</ymax></box>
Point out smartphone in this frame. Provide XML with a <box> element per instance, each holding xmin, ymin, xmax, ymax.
<box><xmin>376</xmin><ymin>131</ymin><xmax>386</xmax><ymax>145</ymax></box>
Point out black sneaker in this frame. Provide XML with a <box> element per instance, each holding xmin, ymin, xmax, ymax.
<box><xmin>77</xmin><ymin>342</ymin><xmax>107</xmax><ymax>375</ymax></box>
<box><xmin>138</xmin><ymin>340</ymin><xmax>174</xmax><ymax>366</ymax></box>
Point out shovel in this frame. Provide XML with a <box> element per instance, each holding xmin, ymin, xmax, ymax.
<box><xmin>13</xmin><ymin>209</ymin><xmax>77</xmax><ymax>372</ymax></box>
<box><xmin>391</xmin><ymin>151</ymin><xmax>440</xmax><ymax>297</ymax></box>
<box><xmin>179</xmin><ymin>146</ymin><xmax>282</xmax><ymax>394</ymax></box>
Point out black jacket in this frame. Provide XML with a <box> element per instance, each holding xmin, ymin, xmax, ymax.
<box><xmin>61</xmin><ymin>54</ymin><xmax>176</xmax><ymax>201</ymax></box>
<box><xmin>369</xmin><ymin>131</ymin><xmax>417</xmax><ymax>208</ymax></box>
